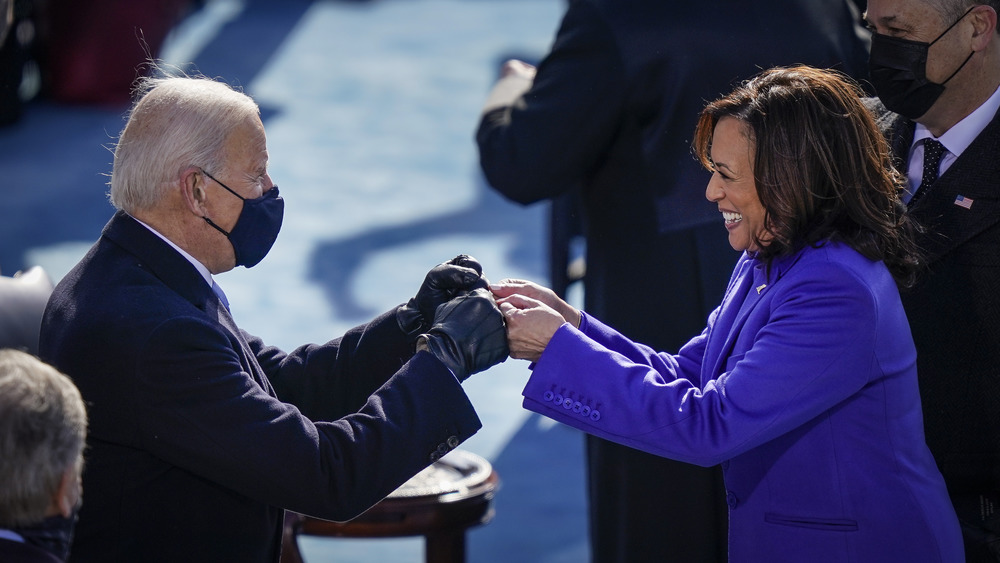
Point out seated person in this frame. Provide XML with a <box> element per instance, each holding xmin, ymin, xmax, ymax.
<box><xmin>0</xmin><ymin>348</ymin><xmax>87</xmax><ymax>563</ymax></box>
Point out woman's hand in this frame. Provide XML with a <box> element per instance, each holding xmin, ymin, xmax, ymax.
<box><xmin>491</xmin><ymin>279</ymin><xmax>581</xmax><ymax>362</ymax></box>
<box><xmin>490</xmin><ymin>279</ymin><xmax>581</xmax><ymax>328</ymax></box>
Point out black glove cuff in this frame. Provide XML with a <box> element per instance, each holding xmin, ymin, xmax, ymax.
<box><xmin>396</xmin><ymin>299</ymin><xmax>427</xmax><ymax>337</ymax></box>
<box><xmin>416</xmin><ymin>333</ymin><xmax>468</xmax><ymax>381</ymax></box>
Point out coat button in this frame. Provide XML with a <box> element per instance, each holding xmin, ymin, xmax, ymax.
<box><xmin>543</xmin><ymin>390</ymin><xmax>554</xmax><ymax>402</ymax></box>
<box><xmin>447</xmin><ymin>436</ymin><xmax>460</xmax><ymax>449</ymax></box>
<box><xmin>589</xmin><ymin>410</ymin><xmax>601</xmax><ymax>422</ymax></box>
<box><xmin>726</xmin><ymin>491</ymin><xmax>738</xmax><ymax>509</ymax></box>
<box><xmin>722</xmin><ymin>460</ymin><xmax>730</xmax><ymax>471</ymax></box>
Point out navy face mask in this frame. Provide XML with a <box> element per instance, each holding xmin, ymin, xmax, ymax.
<box><xmin>200</xmin><ymin>169</ymin><xmax>284</xmax><ymax>268</ymax></box>
<box><xmin>869</xmin><ymin>6</ymin><xmax>975</xmax><ymax>120</ymax></box>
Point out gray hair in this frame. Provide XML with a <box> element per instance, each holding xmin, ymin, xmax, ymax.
<box><xmin>109</xmin><ymin>74</ymin><xmax>261</xmax><ymax>213</ymax></box>
<box><xmin>929</xmin><ymin>0</ymin><xmax>1000</xmax><ymax>23</ymax></box>
<box><xmin>0</xmin><ymin>349</ymin><xmax>87</xmax><ymax>527</ymax></box>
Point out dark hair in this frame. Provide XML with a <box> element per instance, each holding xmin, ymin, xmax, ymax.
<box><xmin>693</xmin><ymin>65</ymin><xmax>923</xmax><ymax>287</ymax></box>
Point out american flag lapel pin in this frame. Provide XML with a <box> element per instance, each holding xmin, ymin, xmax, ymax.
<box><xmin>756</xmin><ymin>284</ymin><xmax>767</xmax><ymax>294</ymax></box>
<box><xmin>954</xmin><ymin>195</ymin><xmax>974</xmax><ymax>209</ymax></box>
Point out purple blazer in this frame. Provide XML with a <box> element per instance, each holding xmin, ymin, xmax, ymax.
<box><xmin>523</xmin><ymin>243</ymin><xmax>963</xmax><ymax>562</ymax></box>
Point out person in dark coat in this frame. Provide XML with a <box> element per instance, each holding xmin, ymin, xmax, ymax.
<box><xmin>475</xmin><ymin>1</ymin><xmax>871</xmax><ymax>560</ymax></box>
<box><xmin>39</xmin><ymin>73</ymin><xmax>508</xmax><ymax>563</ymax></box>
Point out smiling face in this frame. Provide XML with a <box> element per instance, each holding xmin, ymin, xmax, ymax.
<box><xmin>705</xmin><ymin>117</ymin><xmax>767</xmax><ymax>252</ymax></box>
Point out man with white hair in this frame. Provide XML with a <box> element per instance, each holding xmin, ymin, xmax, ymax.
<box><xmin>39</xmin><ymin>74</ymin><xmax>507</xmax><ymax>563</ymax></box>
<box><xmin>0</xmin><ymin>349</ymin><xmax>87</xmax><ymax>563</ymax></box>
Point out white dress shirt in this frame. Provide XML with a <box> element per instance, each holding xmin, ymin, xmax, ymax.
<box><xmin>905</xmin><ymin>84</ymin><xmax>1000</xmax><ymax>201</ymax></box>
<box><xmin>131</xmin><ymin>216</ymin><xmax>216</xmax><ymax>288</ymax></box>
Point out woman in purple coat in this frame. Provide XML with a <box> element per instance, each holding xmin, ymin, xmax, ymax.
<box><xmin>491</xmin><ymin>66</ymin><xmax>963</xmax><ymax>562</ymax></box>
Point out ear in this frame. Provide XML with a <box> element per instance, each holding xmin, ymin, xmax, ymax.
<box><xmin>179</xmin><ymin>166</ymin><xmax>208</xmax><ymax>216</ymax></box>
<box><xmin>50</xmin><ymin>466</ymin><xmax>80</xmax><ymax>518</ymax></box>
<box><xmin>970</xmin><ymin>5</ymin><xmax>997</xmax><ymax>51</ymax></box>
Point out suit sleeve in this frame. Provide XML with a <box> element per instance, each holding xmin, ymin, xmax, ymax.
<box><xmin>522</xmin><ymin>264</ymin><xmax>877</xmax><ymax>467</ymax></box>
<box><xmin>575</xmin><ymin>311</ymin><xmax>709</xmax><ymax>383</ymax></box>
<box><xmin>475</xmin><ymin>0</ymin><xmax>626</xmax><ymax>204</ymax></box>
<box><xmin>134</xmin><ymin>313</ymin><xmax>481</xmax><ymax>521</ymax></box>
<box><xmin>249</xmin><ymin>307</ymin><xmax>417</xmax><ymax>421</ymax></box>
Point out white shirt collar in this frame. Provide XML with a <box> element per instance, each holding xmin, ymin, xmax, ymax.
<box><xmin>913</xmin><ymin>82</ymin><xmax>1000</xmax><ymax>155</ymax></box>
<box><xmin>131</xmin><ymin>215</ymin><xmax>215</xmax><ymax>288</ymax></box>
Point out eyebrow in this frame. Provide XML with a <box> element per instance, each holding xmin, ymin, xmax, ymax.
<box><xmin>864</xmin><ymin>12</ymin><xmax>902</xmax><ymax>29</ymax></box>
<box><xmin>715</xmin><ymin>160</ymin><xmax>737</xmax><ymax>175</ymax></box>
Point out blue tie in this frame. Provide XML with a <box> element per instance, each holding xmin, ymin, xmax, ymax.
<box><xmin>211</xmin><ymin>280</ymin><xmax>231</xmax><ymax>311</ymax></box>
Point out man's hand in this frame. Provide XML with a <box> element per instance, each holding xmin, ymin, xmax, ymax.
<box><xmin>397</xmin><ymin>255</ymin><xmax>488</xmax><ymax>336</ymax></box>
<box><xmin>416</xmin><ymin>288</ymin><xmax>508</xmax><ymax>381</ymax></box>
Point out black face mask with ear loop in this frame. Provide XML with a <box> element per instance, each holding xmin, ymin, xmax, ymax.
<box><xmin>200</xmin><ymin>169</ymin><xmax>284</xmax><ymax>268</ymax></box>
<box><xmin>869</xmin><ymin>6</ymin><xmax>976</xmax><ymax>120</ymax></box>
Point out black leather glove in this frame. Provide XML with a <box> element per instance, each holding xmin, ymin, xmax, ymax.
<box><xmin>416</xmin><ymin>288</ymin><xmax>509</xmax><ymax>381</ymax></box>
<box><xmin>397</xmin><ymin>255</ymin><xmax>489</xmax><ymax>336</ymax></box>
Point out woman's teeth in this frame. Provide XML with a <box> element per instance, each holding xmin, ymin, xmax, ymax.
<box><xmin>723</xmin><ymin>211</ymin><xmax>743</xmax><ymax>225</ymax></box>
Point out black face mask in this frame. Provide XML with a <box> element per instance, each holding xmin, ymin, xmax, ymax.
<box><xmin>200</xmin><ymin>169</ymin><xmax>284</xmax><ymax>268</ymax></box>
<box><xmin>869</xmin><ymin>6</ymin><xmax>975</xmax><ymax>120</ymax></box>
<box><xmin>16</xmin><ymin>510</ymin><xmax>78</xmax><ymax>562</ymax></box>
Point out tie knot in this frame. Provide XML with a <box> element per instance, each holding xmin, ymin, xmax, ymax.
<box><xmin>923</xmin><ymin>139</ymin><xmax>945</xmax><ymax>174</ymax></box>
<box><xmin>924</xmin><ymin>139</ymin><xmax>945</xmax><ymax>163</ymax></box>
<box><xmin>920</xmin><ymin>138</ymin><xmax>946</xmax><ymax>190</ymax></box>
<box><xmin>907</xmin><ymin>139</ymin><xmax>947</xmax><ymax>207</ymax></box>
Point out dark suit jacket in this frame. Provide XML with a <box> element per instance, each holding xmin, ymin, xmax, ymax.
<box><xmin>867</xmin><ymin>99</ymin><xmax>1000</xmax><ymax>496</ymax></box>
<box><xmin>38</xmin><ymin>212</ymin><xmax>482</xmax><ymax>563</ymax></box>
<box><xmin>0</xmin><ymin>538</ymin><xmax>63</xmax><ymax>563</ymax></box>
